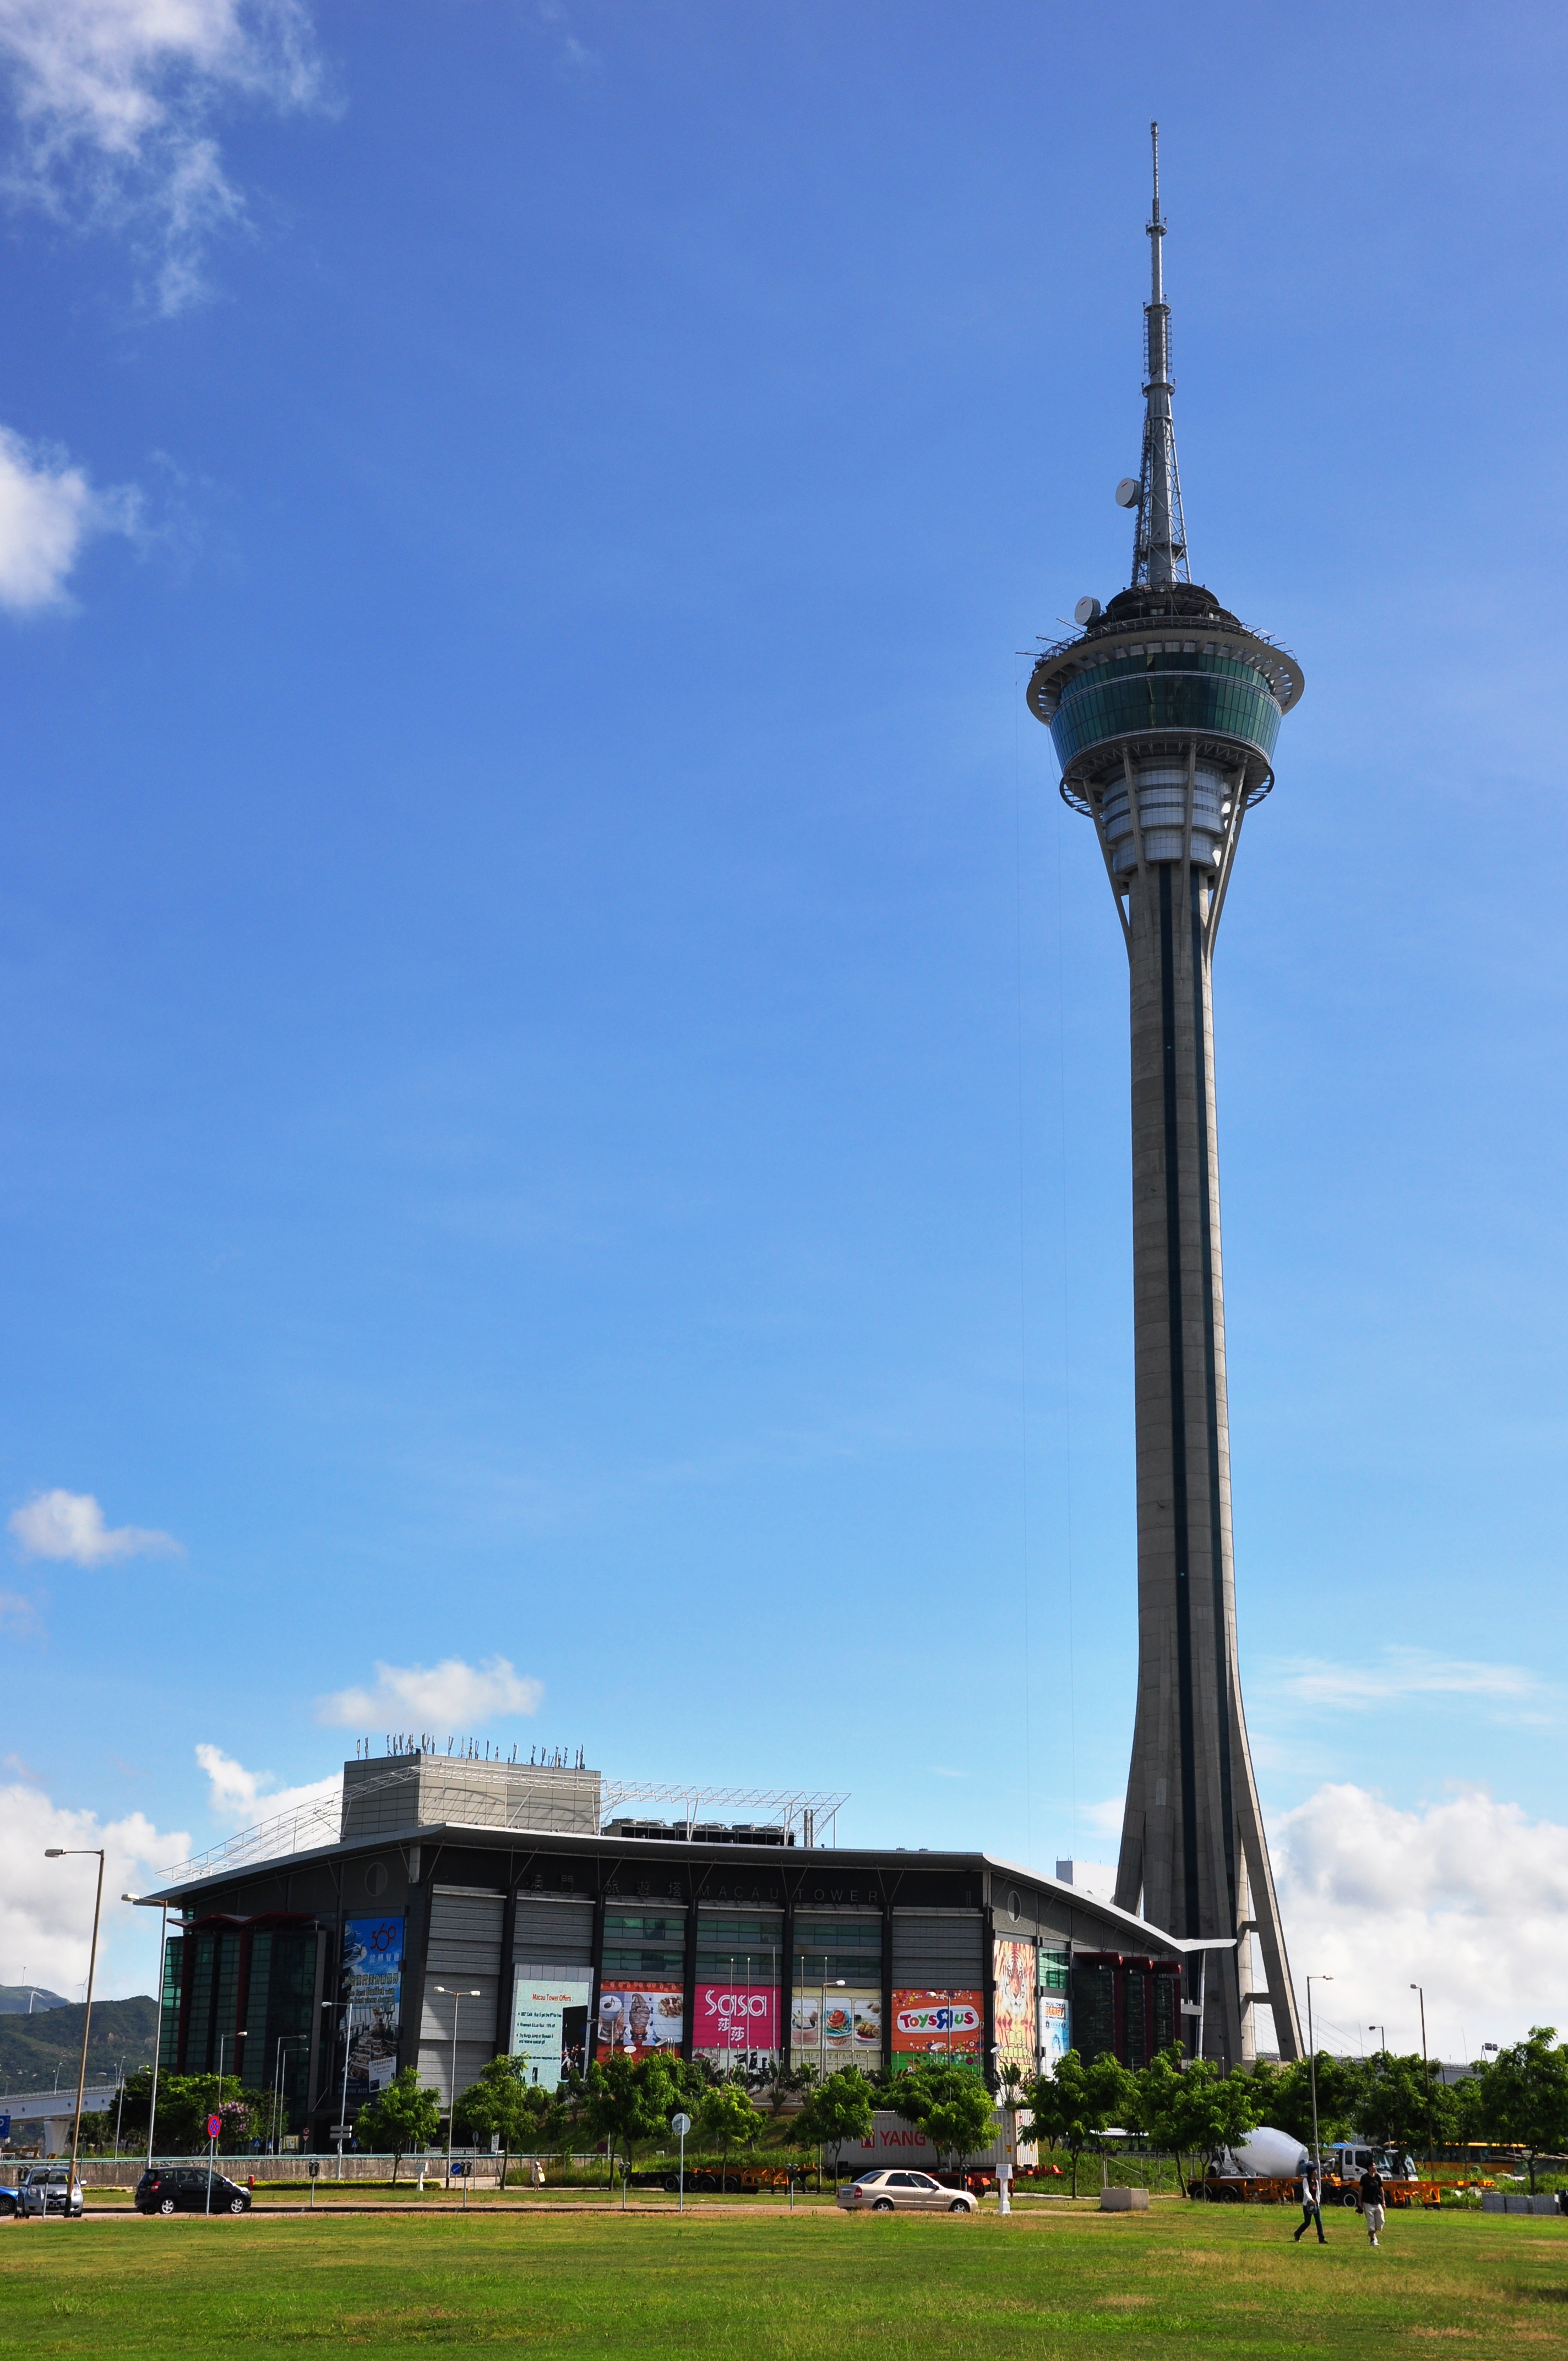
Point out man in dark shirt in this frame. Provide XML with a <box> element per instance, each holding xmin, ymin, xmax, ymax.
<box><xmin>1359</xmin><ymin>2164</ymin><xmax>1386</xmax><ymax>2245</ymax></box>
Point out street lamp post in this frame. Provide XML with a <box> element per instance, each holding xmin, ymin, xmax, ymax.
<box><xmin>432</xmin><ymin>1987</ymin><xmax>481</xmax><ymax>2183</ymax></box>
<box><xmin>43</xmin><ymin>1846</ymin><xmax>105</xmax><ymax>2218</ymax></box>
<box><xmin>320</xmin><ymin>1998</ymin><xmax>360</xmax><ymax>2181</ymax></box>
<box><xmin>123</xmin><ymin>1894</ymin><xmax>170</xmax><ymax>2170</ymax></box>
<box><xmin>1411</xmin><ymin>1985</ymin><xmax>1435</xmax><ymax>2166</ymax></box>
<box><xmin>1305</xmin><ymin>1977</ymin><xmax>1332</xmax><ymax>2166</ymax></box>
<box><xmin>1369</xmin><ymin>2026</ymin><xmax>1387</xmax><ymax>2056</ymax></box>
<box><xmin>273</xmin><ymin>2034</ymin><xmax>309</xmax><ymax>2155</ymax></box>
<box><xmin>208</xmin><ymin>2028</ymin><xmax>248</xmax><ymax>2215</ymax></box>
<box><xmin>819</xmin><ymin>1976</ymin><xmax>845</xmax><ymax>2082</ymax></box>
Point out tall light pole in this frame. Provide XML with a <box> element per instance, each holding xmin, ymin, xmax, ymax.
<box><xmin>1369</xmin><ymin>2025</ymin><xmax>1386</xmax><ymax>2055</ymax></box>
<box><xmin>124</xmin><ymin>1894</ymin><xmax>169</xmax><ymax>2170</ymax></box>
<box><xmin>273</xmin><ymin>2033</ymin><xmax>309</xmax><ymax>2154</ymax></box>
<box><xmin>432</xmin><ymin>1987</ymin><xmax>481</xmax><ymax>2173</ymax></box>
<box><xmin>1305</xmin><ymin>1976</ymin><xmax>1332</xmax><ymax>2166</ymax></box>
<box><xmin>44</xmin><ymin>1846</ymin><xmax>104</xmax><ymax>2216</ymax></box>
<box><xmin>1411</xmin><ymin>1985</ymin><xmax>1434</xmax><ymax>2164</ymax></box>
<box><xmin>820</xmin><ymin>1975</ymin><xmax>845</xmax><ymax>2081</ymax></box>
<box><xmin>208</xmin><ymin>2028</ymin><xmax>247</xmax><ymax>2215</ymax></box>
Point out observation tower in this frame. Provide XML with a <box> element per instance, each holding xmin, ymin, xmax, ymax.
<box><xmin>1025</xmin><ymin>126</ymin><xmax>1303</xmax><ymax>2065</ymax></box>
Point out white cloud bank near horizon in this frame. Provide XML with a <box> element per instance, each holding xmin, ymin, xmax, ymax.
<box><xmin>1271</xmin><ymin>1782</ymin><xmax>1568</xmax><ymax>2061</ymax></box>
<box><xmin>315</xmin><ymin>1655</ymin><xmax>544</xmax><ymax>1731</ymax></box>
<box><xmin>0</xmin><ymin>1773</ymin><xmax>189</xmax><ymax>2000</ymax></box>
<box><xmin>0</xmin><ymin>0</ymin><xmax>324</xmax><ymax>313</ymax></box>
<box><xmin>9</xmin><ymin>1487</ymin><xmax>179</xmax><ymax>1564</ymax></box>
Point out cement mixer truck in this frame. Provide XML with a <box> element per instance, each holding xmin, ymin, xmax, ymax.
<box><xmin>1190</xmin><ymin>2129</ymin><xmax>1438</xmax><ymax>2209</ymax></box>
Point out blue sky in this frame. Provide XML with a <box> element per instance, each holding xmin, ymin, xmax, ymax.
<box><xmin>2</xmin><ymin>0</ymin><xmax>1566</xmax><ymax>2060</ymax></box>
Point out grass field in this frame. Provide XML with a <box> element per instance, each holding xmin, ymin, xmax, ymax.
<box><xmin>3</xmin><ymin>2201</ymin><xmax>1566</xmax><ymax>2358</ymax></box>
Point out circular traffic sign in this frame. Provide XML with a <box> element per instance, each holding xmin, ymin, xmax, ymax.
<box><xmin>205</xmin><ymin>2114</ymin><xmax>222</xmax><ymax>2139</ymax></box>
<box><xmin>671</xmin><ymin>2112</ymin><xmax>691</xmax><ymax>2136</ymax></box>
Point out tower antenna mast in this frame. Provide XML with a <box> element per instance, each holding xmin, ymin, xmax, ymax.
<box><xmin>1134</xmin><ymin>119</ymin><xmax>1190</xmax><ymax>590</ymax></box>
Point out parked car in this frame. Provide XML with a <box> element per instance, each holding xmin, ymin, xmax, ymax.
<box><xmin>135</xmin><ymin>2167</ymin><xmax>252</xmax><ymax>2217</ymax></box>
<box><xmin>17</xmin><ymin>2167</ymin><xmax>83</xmax><ymax>2218</ymax></box>
<box><xmin>837</xmin><ymin>2169</ymin><xmax>976</xmax><ymax>2215</ymax></box>
<box><xmin>0</xmin><ymin>2173</ymin><xmax>21</xmax><ymax>2219</ymax></box>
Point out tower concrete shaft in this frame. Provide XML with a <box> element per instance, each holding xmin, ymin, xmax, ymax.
<box><xmin>1024</xmin><ymin>130</ymin><xmax>1305</xmax><ymax>2066</ymax></box>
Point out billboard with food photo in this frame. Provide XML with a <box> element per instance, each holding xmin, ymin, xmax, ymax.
<box><xmin>694</xmin><ymin>1982</ymin><xmax>779</xmax><ymax>2059</ymax></box>
<box><xmin>992</xmin><ymin>1938</ymin><xmax>1037</xmax><ymax>2076</ymax></box>
<box><xmin>890</xmin><ymin>1989</ymin><xmax>983</xmax><ymax>2062</ymax></box>
<box><xmin>595</xmin><ymin>1982</ymin><xmax>683</xmax><ymax>2060</ymax></box>
<box><xmin>791</xmin><ymin>1990</ymin><xmax>881</xmax><ymax>2054</ymax></box>
<box><xmin>511</xmin><ymin>1968</ymin><xmax>592</xmax><ymax>2089</ymax></box>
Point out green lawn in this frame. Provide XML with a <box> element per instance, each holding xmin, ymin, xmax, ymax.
<box><xmin>3</xmin><ymin>2203</ymin><xmax>1565</xmax><ymax>2356</ymax></box>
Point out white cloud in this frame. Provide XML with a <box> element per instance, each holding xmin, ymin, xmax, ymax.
<box><xmin>1268</xmin><ymin>1647</ymin><xmax>1538</xmax><ymax>1710</ymax></box>
<box><xmin>0</xmin><ymin>426</ymin><xmax>139</xmax><ymax>610</ymax></box>
<box><xmin>1082</xmin><ymin>1794</ymin><xmax>1126</xmax><ymax>1839</ymax></box>
<box><xmin>9</xmin><ymin>1487</ymin><xmax>179</xmax><ymax>1565</ymax></box>
<box><xmin>1273</xmin><ymin>1782</ymin><xmax>1568</xmax><ymax>2059</ymax></box>
<box><xmin>0</xmin><ymin>1772</ymin><xmax>190</xmax><ymax>1996</ymax></box>
<box><xmin>195</xmin><ymin>1742</ymin><xmax>339</xmax><ymax>1830</ymax></box>
<box><xmin>0</xmin><ymin>0</ymin><xmax>325</xmax><ymax>312</ymax></box>
<box><xmin>0</xmin><ymin>1589</ymin><xmax>40</xmax><ymax>1632</ymax></box>
<box><xmin>315</xmin><ymin>1655</ymin><xmax>545</xmax><ymax>1731</ymax></box>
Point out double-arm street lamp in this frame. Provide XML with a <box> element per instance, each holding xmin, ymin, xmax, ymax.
<box><xmin>123</xmin><ymin>1894</ymin><xmax>169</xmax><ymax>2169</ymax></box>
<box><xmin>432</xmin><ymin>1987</ymin><xmax>481</xmax><ymax>2168</ymax></box>
<box><xmin>43</xmin><ymin>1847</ymin><xmax>105</xmax><ymax>2217</ymax></box>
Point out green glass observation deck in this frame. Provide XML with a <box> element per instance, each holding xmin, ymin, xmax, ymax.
<box><xmin>1048</xmin><ymin>644</ymin><xmax>1282</xmax><ymax>775</ymax></box>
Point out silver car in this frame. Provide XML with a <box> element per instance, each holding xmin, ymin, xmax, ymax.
<box><xmin>837</xmin><ymin>2169</ymin><xmax>976</xmax><ymax>2215</ymax></box>
<box><xmin>18</xmin><ymin>2166</ymin><xmax>83</xmax><ymax>2219</ymax></box>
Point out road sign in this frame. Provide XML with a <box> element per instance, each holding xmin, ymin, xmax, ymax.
<box><xmin>0</xmin><ymin>2114</ymin><xmax>10</xmax><ymax>2141</ymax></box>
<box><xmin>671</xmin><ymin>2113</ymin><xmax>691</xmax><ymax>2136</ymax></box>
<box><xmin>308</xmin><ymin>2159</ymin><xmax>320</xmax><ymax>2178</ymax></box>
<box><xmin>329</xmin><ymin>2124</ymin><xmax>353</xmax><ymax>2139</ymax></box>
<box><xmin>205</xmin><ymin>2114</ymin><xmax>222</xmax><ymax>2139</ymax></box>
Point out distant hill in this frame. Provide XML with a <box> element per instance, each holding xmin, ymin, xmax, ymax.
<box><xmin>0</xmin><ymin>1996</ymin><xmax>158</xmax><ymax>2092</ymax></box>
<box><xmin>0</xmin><ymin>1985</ymin><xmax>72</xmax><ymax>2015</ymax></box>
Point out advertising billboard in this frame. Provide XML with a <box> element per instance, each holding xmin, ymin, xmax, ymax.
<box><xmin>1038</xmin><ymin>1992</ymin><xmax>1070</xmax><ymax>2070</ymax></box>
<box><xmin>341</xmin><ymin>1917</ymin><xmax>404</xmax><ymax>2098</ymax></box>
<box><xmin>594</xmin><ymin>1982</ymin><xmax>683</xmax><ymax>2060</ymax></box>
<box><xmin>890</xmin><ymin>1989</ymin><xmax>983</xmax><ymax>2064</ymax></box>
<box><xmin>511</xmin><ymin>1967</ymin><xmax>592</xmax><ymax>2089</ymax></box>
<box><xmin>992</xmin><ymin>1938</ymin><xmax>1037</xmax><ymax>2077</ymax></box>
<box><xmin>790</xmin><ymin>1990</ymin><xmax>881</xmax><ymax>2057</ymax></box>
<box><xmin>693</xmin><ymin>1982</ymin><xmax>779</xmax><ymax>2060</ymax></box>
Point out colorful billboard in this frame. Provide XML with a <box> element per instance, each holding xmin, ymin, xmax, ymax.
<box><xmin>511</xmin><ymin>1967</ymin><xmax>592</xmax><ymax>2089</ymax></box>
<box><xmin>1038</xmin><ymin>1992</ymin><xmax>1070</xmax><ymax>2070</ymax></box>
<box><xmin>595</xmin><ymin>1981</ymin><xmax>683</xmax><ymax>2060</ymax></box>
<box><xmin>890</xmin><ymin>1989</ymin><xmax>983</xmax><ymax>2061</ymax></box>
<box><xmin>693</xmin><ymin>1982</ymin><xmax>779</xmax><ymax>2060</ymax></box>
<box><xmin>791</xmin><ymin>1990</ymin><xmax>881</xmax><ymax>2055</ymax></box>
<box><xmin>993</xmin><ymin>1938</ymin><xmax>1037</xmax><ymax>2077</ymax></box>
<box><xmin>341</xmin><ymin>1917</ymin><xmax>404</xmax><ymax>2098</ymax></box>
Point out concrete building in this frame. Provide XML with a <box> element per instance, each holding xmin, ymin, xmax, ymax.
<box><xmin>143</xmin><ymin>1748</ymin><xmax>1235</xmax><ymax>2142</ymax></box>
<box><xmin>1024</xmin><ymin>127</ymin><xmax>1302</xmax><ymax>2066</ymax></box>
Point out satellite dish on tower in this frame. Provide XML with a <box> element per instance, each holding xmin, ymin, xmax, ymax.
<box><xmin>1074</xmin><ymin>596</ymin><xmax>1103</xmax><ymax>627</ymax></box>
<box><xmin>1114</xmin><ymin>477</ymin><xmax>1140</xmax><ymax>508</ymax></box>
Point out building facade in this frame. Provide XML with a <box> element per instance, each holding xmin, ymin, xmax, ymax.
<box><xmin>149</xmin><ymin>1749</ymin><xmax>1227</xmax><ymax>2140</ymax></box>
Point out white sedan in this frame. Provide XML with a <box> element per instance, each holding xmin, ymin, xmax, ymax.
<box><xmin>837</xmin><ymin>2169</ymin><xmax>976</xmax><ymax>2214</ymax></box>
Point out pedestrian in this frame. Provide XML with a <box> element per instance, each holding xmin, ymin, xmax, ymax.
<box><xmin>1359</xmin><ymin>2161</ymin><xmax>1386</xmax><ymax>2246</ymax></box>
<box><xmin>1293</xmin><ymin>2160</ymin><xmax>1326</xmax><ymax>2244</ymax></box>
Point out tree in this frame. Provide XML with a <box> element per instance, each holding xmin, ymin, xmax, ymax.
<box><xmin>1245</xmin><ymin>2052</ymin><xmax>1367</xmax><ymax>2151</ymax></box>
<box><xmin>1025</xmin><ymin>2050</ymin><xmax>1135</xmax><ymax>2197</ymax></box>
<box><xmin>454</xmin><ymin>2057</ymin><xmax>566</xmax><ymax>2189</ymax></box>
<box><xmin>111</xmin><ymin>2070</ymin><xmax>268</xmax><ymax>2157</ymax></box>
<box><xmin>794</xmin><ymin>2068</ymin><xmax>875</xmax><ymax>2179</ymax></box>
<box><xmin>1478</xmin><ymin>2028</ymin><xmax>1568</xmax><ymax>2191</ymax></box>
<box><xmin>885</xmin><ymin>2062</ymin><xmax>997</xmax><ymax>2177</ymax></box>
<box><xmin>1358</xmin><ymin>2052</ymin><xmax>1447</xmax><ymax>2157</ymax></box>
<box><xmin>696</xmin><ymin>2076</ymin><xmax>764</xmax><ymax>2193</ymax></box>
<box><xmin>357</xmin><ymin>2068</ymin><xmax>443</xmax><ymax>2184</ymax></box>
<box><xmin>576</xmin><ymin>2052</ymin><xmax>683</xmax><ymax>2192</ymax></box>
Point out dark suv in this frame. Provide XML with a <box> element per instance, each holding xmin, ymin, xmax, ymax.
<box><xmin>135</xmin><ymin>2168</ymin><xmax>252</xmax><ymax>2216</ymax></box>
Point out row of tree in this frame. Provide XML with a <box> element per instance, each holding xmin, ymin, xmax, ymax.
<box><xmin>88</xmin><ymin>2027</ymin><xmax>1568</xmax><ymax>2192</ymax></box>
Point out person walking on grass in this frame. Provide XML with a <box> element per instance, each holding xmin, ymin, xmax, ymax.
<box><xmin>1293</xmin><ymin>2161</ymin><xmax>1326</xmax><ymax>2244</ymax></box>
<box><xmin>1359</xmin><ymin>2161</ymin><xmax>1387</xmax><ymax>2246</ymax></box>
